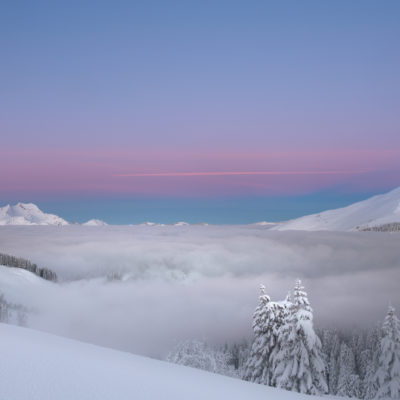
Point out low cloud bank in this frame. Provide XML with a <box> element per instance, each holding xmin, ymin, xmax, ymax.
<box><xmin>0</xmin><ymin>225</ymin><xmax>399</xmax><ymax>356</ymax></box>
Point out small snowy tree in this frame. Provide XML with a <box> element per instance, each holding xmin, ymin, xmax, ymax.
<box><xmin>166</xmin><ymin>339</ymin><xmax>232</xmax><ymax>376</ymax></box>
<box><xmin>0</xmin><ymin>294</ymin><xmax>9</xmax><ymax>323</ymax></box>
<box><xmin>272</xmin><ymin>280</ymin><xmax>327</xmax><ymax>395</ymax></box>
<box><xmin>374</xmin><ymin>306</ymin><xmax>400</xmax><ymax>399</ymax></box>
<box><xmin>17</xmin><ymin>309</ymin><xmax>28</xmax><ymax>327</ymax></box>
<box><xmin>167</xmin><ymin>339</ymin><xmax>216</xmax><ymax>372</ymax></box>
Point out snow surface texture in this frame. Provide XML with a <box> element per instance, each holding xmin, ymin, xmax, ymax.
<box><xmin>274</xmin><ymin>187</ymin><xmax>400</xmax><ymax>231</ymax></box>
<box><xmin>0</xmin><ymin>203</ymin><xmax>68</xmax><ymax>226</ymax></box>
<box><xmin>0</xmin><ymin>323</ymin><xmax>326</xmax><ymax>400</ymax></box>
<box><xmin>0</xmin><ymin>226</ymin><xmax>399</xmax><ymax>357</ymax></box>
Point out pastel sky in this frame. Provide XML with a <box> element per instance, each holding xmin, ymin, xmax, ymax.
<box><xmin>1</xmin><ymin>1</ymin><xmax>400</xmax><ymax>222</ymax></box>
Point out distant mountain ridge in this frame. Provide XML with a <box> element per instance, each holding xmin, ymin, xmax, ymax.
<box><xmin>274</xmin><ymin>187</ymin><xmax>400</xmax><ymax>231</ymax></box>
<box><xmin>4</xmin><ymin>187</ymin><xmax>400</xmax><ymax>230</ymax></box>
<box><xmin>0</xmin><ymin>203</ymin><xmax>69</xmax><ymax>226</ymax></box>
<box><xmin>0</xmin><ymin>203</ymin><xmax>111</xmax><ymax>226</ymax></box>
<box><xmin>82</xmin><ymin>219</ymin><xmax>108</xmax><ymax>226</ymax></box>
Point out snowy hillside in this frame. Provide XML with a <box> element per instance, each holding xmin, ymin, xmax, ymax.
<box><xmin>0</xmin><ymin>265</ymin><xmax>52</xmax><ymax>303</ymax></box>
<box><xmin>274</xmin><ymin>187</ymin><xmax>400</xmax><ymax>231</ymax></box>
<box><xmin>0</xmin><ymin>203</ymin><xmax>69</xmax><ymax>226</ymax></box>
<box><xmin>0</xmin><ymin>323</ymin><xmax>326</xmax><ymax>400</ymax></box>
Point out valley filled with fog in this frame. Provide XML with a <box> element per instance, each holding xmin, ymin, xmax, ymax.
<box><xmin>0</xmin><ymin>225</ymin><xmax>399</xmax><ymax>358</ymax></box>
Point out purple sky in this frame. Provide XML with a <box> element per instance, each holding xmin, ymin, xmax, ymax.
<box><xmin>1</xmin><ymin>1</ymin><xmax>400</xmax><ymax>206</ymax></box>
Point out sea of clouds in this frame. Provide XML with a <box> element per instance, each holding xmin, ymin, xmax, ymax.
<box><xmin>0</xmin><ymin>225</ymin><xmax>399</xmax><ymax>357</ymax></box>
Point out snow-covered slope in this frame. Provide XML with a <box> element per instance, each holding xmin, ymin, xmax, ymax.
<box><xmin>83</xmin><ymin>219</ymin><xmax>108</xmax><ymax>226</ymax></box>
<box><xmin>0</xmin><ymin>323</ymin><xmax>325</xmax><ymax>400</ymax></box>
<box><xmin>274</xmin><ymin>187</ymin><xmax>400</xmax><ymax>231</ymax></box>
<box><xmin>0</xmin><ymin>203</ymin><xmax>68</xmax><ymax>226</ymax></box>
<box><xmin>0</xmin><ymin>265</ymin><xmax>52</xmax><ymax>304</ymax></box>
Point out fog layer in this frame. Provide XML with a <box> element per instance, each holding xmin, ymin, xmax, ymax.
<box><xmin>0</xmin><ymin>225</ymin><xmax>399</xmax><ymax>357</ymax></box>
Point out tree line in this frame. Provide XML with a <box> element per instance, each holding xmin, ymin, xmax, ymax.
<box><xmin>0</xmin><ymin>252</ymin><xmax>57</xmax><ymax>282</ymax></box>
<box><xmin>167</xmin><ymin>281</ymin><xmax>400</xmax><ymax>399</ymax></box>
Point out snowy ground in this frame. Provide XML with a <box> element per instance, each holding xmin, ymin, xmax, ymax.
<box><xmin>0</xmin><ymin>323</ymin><xmax>329</xmax><ymax>400</ymax></box>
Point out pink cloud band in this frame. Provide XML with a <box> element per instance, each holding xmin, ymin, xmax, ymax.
<box><xmin>116</xmin><ymin>170</ymin><xmax>370</xmax><ymax>177</ymax></box>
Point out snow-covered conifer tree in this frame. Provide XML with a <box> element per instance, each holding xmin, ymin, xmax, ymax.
<box><xmin>272</xmin><ymin>280</ymin><xmax>327</xmax><ymax>395</ymax></box>
<box><xmin>242</xmin><ymin>285</ymin><xmax>273</xmax><ymax>383</ymax></box>
<box><xmin>327</xmin><ymin>332</ymin><xmax>341</xmax><ymax>394</ymax></box>
<box><xmin>364</xmin><ymin>324</ymin><xmax>382</xmax><ymax>399</ymax></box>
<box><xmin>337</xmin><ymin>342</ymin><xmax>361</xmax><ymax>398</ymax></box>
<box><xmin>374</xmin><ymin>306</ymin><xmax>400</xmax><ymax>399</ymax></box>
<box><xmin>242</xmin><ymin>285</ymin><xmax>290</xmax><ymax>385</ymax></box>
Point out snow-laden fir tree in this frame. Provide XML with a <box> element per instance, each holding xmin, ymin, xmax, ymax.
<box><xmin>374</xmin><ymin>305</ymin><xmax>400</xmax><ymax>399</ymax></box>
<box><xmin>242</xmin><ymin>285</ymin><xmax>273</xmax><ymax>383</ymax></box>
<box><xmin>226</xmin><ymin>340</ymin><xmax>250</xmax><ymax>375</ymax></box>
<box><xmin>242</xmin><ymin>285</ymin><xmax>290</xmax><ymax>385</ymax></box>
<box><xmin>364</xmin><ymin>324</ymin><xmax>382</xmax><ymax>399</ymax></box>
<box><xmin>272</xmin><ymin>280</ymin><xmax>327</xmax><ymax>395</ymax></box>
<box><xmin>327</xmin><ymin>332</ymin><xmax>341</xmax><ymax>394</ymax></box>
<box><xmin>352</xmin><ymin>331</ymin><xmax>366</xmax><ymax>377</ymax></box>
<box><xmin>337</xmin><ymin>342</ymin><xmax>361</xmax><ymax>398</ymax></box>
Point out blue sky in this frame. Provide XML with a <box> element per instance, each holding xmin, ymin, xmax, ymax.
<box><xmin>1</xmin><ymin>1</ymin><xmax>400</xmax><ymax>222</ymax></box>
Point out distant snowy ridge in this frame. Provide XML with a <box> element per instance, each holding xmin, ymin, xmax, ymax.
<box><xmin>83</xmin><ymin>219</ymin><xmax>108</xmax><ymax>226</ymax></box>
<box><xmin>0</xmin><ymin>323</ymin><xmax>325</xmax><ymax>400</ymax></box>
<box><xmin>0</xmin><ymin>204</ymin><xmax>111</xmax><ymax>226</ymax></box>
<box><xmin>0</xmin><ymin>203</ymin><xmax>203</xmax><ymax>227</ymax></box>
<box><xmin>140</xmin><ymin>221</ymin><xmax>196</xmax><ymax>226</ymax></box>
<box><xmin>0</xmin><ymin>203</ymin><xmax>68</xmax><ymax>226</ymax></box>
<box><xmin>274</xmin><ymin>187</ymin><xmax>400</xmax><ymax>231</ymax></box>
<box><xmin>173</xmin><ymin>221</ymin><xmax>189</xmax><ymax>226</ymax></box>
<box><xmin>253</xmin><ymin>221</ymin><xmax>280</xmax><ymax>227</ymax></box>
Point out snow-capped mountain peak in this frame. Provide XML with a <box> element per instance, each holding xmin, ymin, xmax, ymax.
<box><xmin>0</xmin><ymin>203</ymin><xmax>69</xmax><ymax>226</ymax></box>
<box><xmin>274</xmin><ymin>186</ymin><xmax>400</xmax><ymax>231</ymax></box>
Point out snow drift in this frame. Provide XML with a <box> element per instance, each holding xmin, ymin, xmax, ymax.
<box><xmin>0</xmin><ymin>323</ymin><xmax>325</xmax><ymax>400</ymax></box>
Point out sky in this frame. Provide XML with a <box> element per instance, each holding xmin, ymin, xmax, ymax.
<box><xmin>1</xmin><ymin>1</ymin><xmax>400</xmax><ymax>222</ymax></box>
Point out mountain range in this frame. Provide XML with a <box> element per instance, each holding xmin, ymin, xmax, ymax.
<box><xmin>2</xmin><ymin>187</ymin><xmax>400</xmax><ymax>230</ymax></box>
<box><xmin>0</xmin><ymin>203</ymin><xmax>107</xmax><ymax>226</ymax></box>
